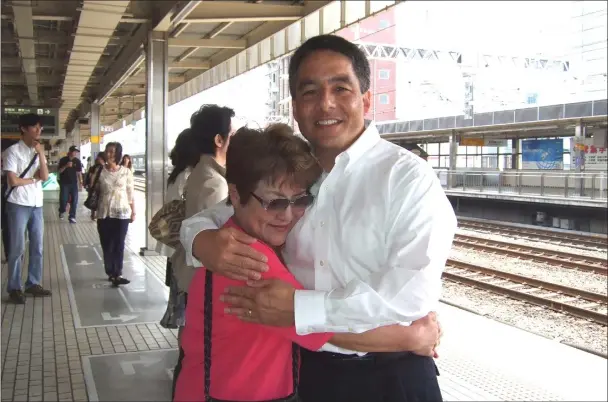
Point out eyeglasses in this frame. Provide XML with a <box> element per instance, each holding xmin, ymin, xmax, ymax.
<box><xmin>250</xmin><ymin>192</ymin><xmax>314</xmax><ymax>212</ymax></box>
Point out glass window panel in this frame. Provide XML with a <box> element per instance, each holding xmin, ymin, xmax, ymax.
<box><xmin>466</xmin><ymin>146</ymin><xmax>478</xmax><ymax>154</ymax></box>
<box><xmin>428</xmin><ymin>156</ymin><xmax>440</xmax><ymax>168</ymax></box>
<box><xmin>427</xmin><ymin>143</ymin><xmax>439</xmax><ymax>155</ymax></box>
<box><xmin>483</xmin><ymin>146</ymin><xmax>498</xmax><ymax>154</ymax></box>
<box><xmin>457</xmin><ymin>155</ymin><xmax>467</xmax><ymax>168</ymax></box>
<box><xmin>563</xmin><ymin>153</ymin><xmax>571</xmax><ymax>170</ymax></box>
<box><xmin>563</xmin><ymin>137</ymin><xmax>571</xmax><ymax>151</ymax></box>
<box><xmin>440</xmin><ymin>156</ymin><xmax>450</xmax><ymax>167</ymax></box>
<box><xmin>499</xmin><ymin>145</ymin><xmax>512</xmax><ymax>153</ymax></box>
<box><xmin>458</xmin><ymin>146</ymin><xmax>467</xmax><ymax>155</ymax></box>
<box><xmin>440</xmin><ymin>142</ymin><xmax>451</xmax><ymax>154</ymax></box>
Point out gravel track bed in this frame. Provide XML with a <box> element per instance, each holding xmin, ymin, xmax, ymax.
<box><xmin>457</xmin><ymin>228</ymin><xmax>608</xmax><ymax>259</ymax></box>
<box><xmin>450</xmin><ymin>247</ymin><xmax>608</xmax><ymax>296</ymax></box>
<box><xmin>442</xmin><ymin>281</ymin><xmax>608</xmax><ymax>355</ymax></box>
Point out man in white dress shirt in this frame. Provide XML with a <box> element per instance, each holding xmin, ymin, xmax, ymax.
<box><xmin>180</xmin><ymin>35</ymin><xmax>456</xmax><ymax>401</ymax></box>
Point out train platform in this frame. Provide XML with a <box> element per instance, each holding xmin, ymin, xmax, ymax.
<box><xmin>437</xmin><ymin>170</ymin><xmax>608</xmax><ymax>209</ymax></box>
<box><xmin>1</xmin><ymin>191</ymin><xmax>607</xmax><ymax>402</ymax></box>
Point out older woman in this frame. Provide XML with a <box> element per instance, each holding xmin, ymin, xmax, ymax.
<box><xmin>173</xmin><ymin>124</ymin><xmax>426</xmax><ymax>402</ymax></box>
<box><xmin>93</xmin><ymin>142</ymin><xmax>135</xmax><ymax>286</ymax></box>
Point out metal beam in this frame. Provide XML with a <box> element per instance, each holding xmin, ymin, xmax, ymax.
<box><xmin>185</xmin><ymin>2</ymin><xmax>303</xmax><ymax>23</ymax></box>
<box><xmin>168</xmin><ymin>38</ymin><xmax>247</xmax><ymax>49</ymax></box>
<box><xmin>174</xmin><ymin>22</ymin><xmax>232</xmax><ymax>63</ymax></box>
<box><xmin>1</xmin><ymin>13</ymin><xmax>147</xmax><ymax>23</ymax></box>
<box><xmin>170</xmin><ymin>60</ymin><xmax>211</xmax><ymax>69</ymax></box>
<box><xmin>11</xmin><ymin>0</ymin><xmax>38</xmax><ymax>103</ymax></box>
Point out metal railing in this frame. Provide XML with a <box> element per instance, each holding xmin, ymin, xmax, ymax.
<box><xmin>436</xmin><ymin>170</ymin><xmax>608</xmax><ymax>201</ymax></box>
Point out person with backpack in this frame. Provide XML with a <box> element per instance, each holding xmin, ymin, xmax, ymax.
<box><xmin>2</xmin><ymin>113</ymin><xmax>52</xmax><ymax>304</ymax></box>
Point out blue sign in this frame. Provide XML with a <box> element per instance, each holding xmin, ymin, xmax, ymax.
<box><xmin>522</xmin><ymin>139</ymin><xmax>563</xmax><ymax>170</ymax></box>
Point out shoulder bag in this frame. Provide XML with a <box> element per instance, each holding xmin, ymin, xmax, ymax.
<box><xmin>148</xmin><ymin>192</ymin><xmax>186</xmax><ymax>249</ymax></box>
<box><xmin>1</xmin><ymin>153</ymin><xmax>39</xmax><ymax>227</ymax></box>
<box><xmin>83</xmin><ymin>166</ymin><xmax>103</xmax><ymax>211</ymax></box>
<box><xmin>202</xmin><ymin>270</ymin><xmax>300</xmax><ymax>402</ymax></box>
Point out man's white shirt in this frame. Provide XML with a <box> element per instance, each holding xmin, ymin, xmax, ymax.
<box><xmin>2</xmin><ymin>140</ymin><xmax>43</xmax><ymax>207</ymax></box>
<box><xmin>180</xmin><ymin>122</ymin><xmax>456</xmax><ymax>354</ymax></box>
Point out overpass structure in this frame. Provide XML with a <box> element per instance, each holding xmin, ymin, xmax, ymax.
<box><xmin>379</xmin><ymin>98</ymin><xmax>608</xmax><ymax>142</ymax></box>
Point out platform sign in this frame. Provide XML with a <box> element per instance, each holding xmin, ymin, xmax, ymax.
<box><xmin>522</xmin><ymin>139</ymin><xmax>563</xmax><ymax>170</ymax></box>
<box><xmin>1</xmin><ymin>106</ymin><xmax>60</xmax><ymax>137</ymax></box>
<box><xmin>571</xmin><ymin>137</ymin><xmax>607</xmax><ymax>171</ymax></box>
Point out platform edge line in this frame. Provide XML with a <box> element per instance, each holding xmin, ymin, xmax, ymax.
<box><xmin>60</xmin><ymin>244</ymin><xmax>84</xmax><ymax>329</ymax></box>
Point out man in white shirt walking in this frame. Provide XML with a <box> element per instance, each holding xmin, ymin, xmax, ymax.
<box><xmin>180</xmin><ymin>35</ymin><xmax>456</xmax><ymax>401</ymax></box>
<box><xmin>3</xmin><ymin>113</ymin><xmax>51</xmax><ymax>304</ymax></box>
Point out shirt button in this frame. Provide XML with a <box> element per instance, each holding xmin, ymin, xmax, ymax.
<box><xmin>319</xmin><ymin>260</ymin><xmax>324</xmax><ymax>267</ymax></box>
<box><xmin>320</xmin><ymin>221</ymin><xmax>325</xmax><ymax>227</ymax></box>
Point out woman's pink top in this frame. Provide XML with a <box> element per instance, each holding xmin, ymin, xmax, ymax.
<box><xmin>174</xmin><ymin>219</ymin><xmax>333</xmax><ymax>401</ymax></box>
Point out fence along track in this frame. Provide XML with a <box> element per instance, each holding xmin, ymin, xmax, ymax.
<box><xmin>444</xmin><ymin>259</ymin><xmax>608</xmax><ymax>325</ymax></box>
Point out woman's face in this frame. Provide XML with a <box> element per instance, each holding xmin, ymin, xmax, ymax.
<box><xmin>230</xmin><ymin>178</ymin><xmax>313</xmax><ymax>247</ymax></box>
<box><xmin>105</xmin><ymin>146</ymin><xmax>116</xmax><ymax>164</ymax></box>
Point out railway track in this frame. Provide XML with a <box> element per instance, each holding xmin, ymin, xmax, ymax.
<box><xmin>444</xmin><ymin>259</ymin><xmax>608</xmax><ymax>325</ymax></box>
<box><xmin>454</xmin><ymin>234</ymin><xmax>608</xmax><ymax>275</ymax></box>
<box><xmin>458</xmin><ymin>219</ymin><xmax>608</xmax><ymax>250</ymax></box>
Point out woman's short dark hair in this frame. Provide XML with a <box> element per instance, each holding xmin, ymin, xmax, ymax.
<box><xmin>105</xmin><ymin>142</ymin><xmax>123</xmax><ymax>164</ymax></box>
<box><xmin>226</xmin><ymin>123</ymin><xmax>322</xmax><ymax>205</ymax></box>
<box><xmin>95</xmin><ymin>152</ymin><xmax>106</xmax><ymax>163</ymax></box>
<box><xmin>168</xmin><ymin>128</ymin><xmax>199</xmax><ymax>185</ymax></box>
<box><xmin>189</xmin><ymin>104</ymin><xmax>235</xmax><ymax>155</ymax></box>
<box><xmin>288</xmin><ymin>34</ymin><xmax>370</xmax><ymax>97</ymax></box>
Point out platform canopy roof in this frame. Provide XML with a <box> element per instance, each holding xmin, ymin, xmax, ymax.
<box><xmin>1</xmin><ymin>0</ymin><xmax>333</xmax><ymax>141</ymax></box>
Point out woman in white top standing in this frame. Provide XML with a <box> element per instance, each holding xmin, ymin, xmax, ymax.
<box><xmin>93</xmin><ymin>141</ymin><xmax>135</xmax><ymax>287</ymax></box>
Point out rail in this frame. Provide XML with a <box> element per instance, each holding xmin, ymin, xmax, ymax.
<box><xmin>444</xmin><ymin>259</ymin><xmax>608</xmax><ymax>325</ymax></box>
<box><xmin>454</xmin><ymin>234</ymin><xmax>608</xmax><ymax>275</ymax></box>
<box><xmin>436</xmin><ymin>170</ymin><xmax>608</xmax><ymax>201</ymax></box>
<box><xmin>458</xmin><ymin>218</ymin><xmax>608</xmax><ymax>250</ymax></box>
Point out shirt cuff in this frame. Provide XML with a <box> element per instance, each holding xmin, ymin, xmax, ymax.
<box><xmin>294</xmin><ymin>289</ymin><xmax>327</xmax><ymax>335</ymax></box>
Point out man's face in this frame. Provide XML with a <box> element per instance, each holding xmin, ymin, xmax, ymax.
<box><xmin>22</xmin><ymin>123</ymin><xmax>42</xmax><ymax>142</ymax></box>
<box><xmin>292</xmin><ymin>50</ymin><xmax>371</xmax><ymax>153</ymax></box>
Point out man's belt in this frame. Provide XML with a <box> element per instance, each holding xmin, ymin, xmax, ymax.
<box><xmin>300</xmin><ymin>348</ymin><xmax>412</xmax><ymax>362</ymax></box>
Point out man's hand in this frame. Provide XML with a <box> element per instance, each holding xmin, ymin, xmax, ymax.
<box><xmin>408</xmin><ymin>312</ymin><xmax>442</xmax><ymax>358</ymax></box>
<box><xmin>193</xmin><ymin>227</ymin><xmax>268</xmax><ymax>280</ymax></box>
<box><xmin>221</xmin><ymin>279</ymin><xmax>296</xmax><ymax>327</ymax></box>
<box><xmin>66</xmin><ymin>161</ymin><xmax>73</xmax><ymax>168</ymax></box>
<box><xmin>34</xmin><ymin>142</ymin><xmax>44</xmax><ymax>155</ymax></box>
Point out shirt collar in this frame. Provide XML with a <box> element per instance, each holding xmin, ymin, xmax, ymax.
<box><xmin>335</xmin><ymin>120</ymin><xmax>381</xmax><ymax>171</ymax></box>
<box><xmin>18</xmin><ymin>139</ymin><xmax>32</xmax><ymax>151</ymax></box>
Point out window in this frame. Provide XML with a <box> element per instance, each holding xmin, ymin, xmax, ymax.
<box><xmin>378</xmin><ymin>94</ymin><xmax>390</xmax><ymax>104</ymax></box>
<box><xmin>379</xmin><ymin>19</ymin><xmax>390</xmax><ymax>29</ymax></box>
<box><xmin>378</xmin><ymin>69</ymin><xmax>390</xmax><ymax>80</ymax></box>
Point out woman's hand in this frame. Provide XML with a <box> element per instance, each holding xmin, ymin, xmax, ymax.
<box><xmin>130</xmin><ymin>211</ymin><xmax>136</xmax><ymax>222</ymax></box>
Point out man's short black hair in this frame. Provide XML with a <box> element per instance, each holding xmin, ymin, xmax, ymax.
<box><xmin>288</xmin><ymin>34</ymin><xmax>370</xmax><ymax>97</ymax></box>
<box><xmin>189</xmin><ymin>104</ymin><xmax>235</xmax><ymax>155</ymax></box>
<box><xmin>18</xmin><ymin>113</ymin><xmax>41</xmax><ymax>133</ymax></box>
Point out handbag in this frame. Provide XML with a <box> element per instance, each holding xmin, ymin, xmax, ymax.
<box><xmin>83</xmin><ymin>166</ymin><xmax>103</xmax><ymax>211</ymax></box>
<box><xmin>148</xmin><ymin>194</ymin><xmax>186</xmax><ymax>249</ymax></box>
<box><xmin>1</xmin><ymin>154</ymin><xmax>39</xmax><ymax>228</ymax></box>
<box><xmin>203</xmin><ymin>270</ymin><xmax>300</xmax><ymax>402</ymax></box>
